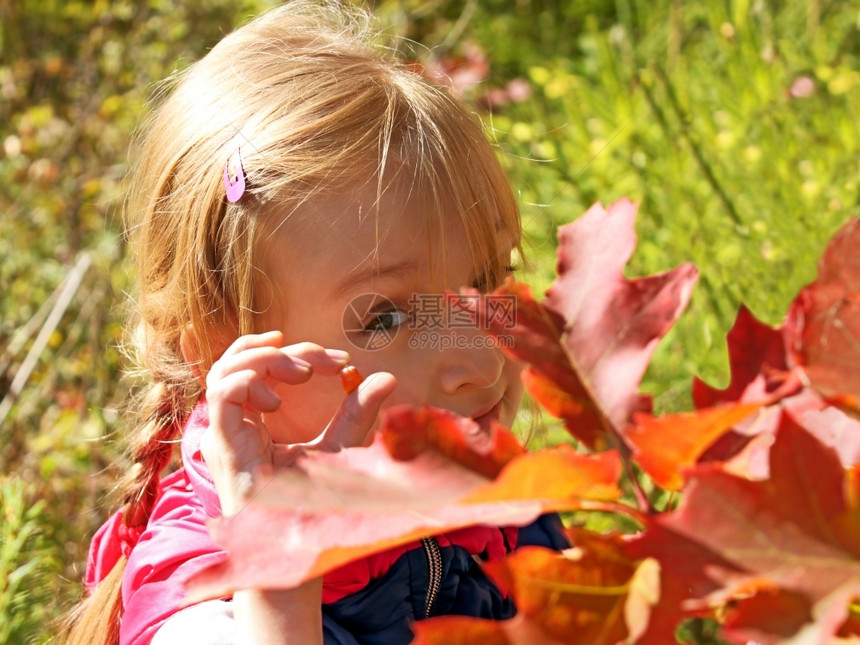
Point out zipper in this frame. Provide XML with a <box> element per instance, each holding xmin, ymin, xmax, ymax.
<box><xmin>420</xmin><ymin>537</ymin><xmax>442</xmax><ymax>617</ymax></box>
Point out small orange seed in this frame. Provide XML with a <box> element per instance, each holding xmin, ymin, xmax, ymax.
<box><xmin>339</xmin><ymin>364</ymin><xmax>364</xmax><ymax>394</ymax></box>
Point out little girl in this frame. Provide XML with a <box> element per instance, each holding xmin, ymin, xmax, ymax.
<box><xmin>67</xmin><ymin>2</ymin><xmax>566</xmax><ymax>643</ymax></box>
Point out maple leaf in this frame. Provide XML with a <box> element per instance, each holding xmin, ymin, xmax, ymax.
<box><xmin>630</xmin><ymin>412</ymin><xmax>860</xmax><ymax>643</ymax></box>
<box><xmin>626</xmin><ymin>401</ymin><xmax>763</xmax><ymax>490</ymax></box>
<box><xmin>461</xmin><ymin>279</ymin><xmax>614</xmax><ymax>449</ymax></box>
<box><xmin>184</xmin><ymin>407</ymin><xmax>621</xmax><ymax>603</ymax></box>
<box><xmin>692</xmin><ymin>305</ymin><xmax>790</xmax><ymax>408</ymax></box>
<box><xmin>411</xmin><ymin>614</ymin><xmax>559</xmax><ymax>645</ymax></box>
<box><xmin>412</xmin><ymin>534</ymin><xmax>660</xmax><ymax>645</ymax></box>
<box><xmin>784</xmin><ymin>218</ymin><xmax>860</xmax><ymax>414</ymax></box>
<box><xmin>689</xmin><ymin>297</ymin><xmax>860</xmax><ymax>478</ymax></box>
<box><xmin>721</xmin><ymin>588</ymin><xmax>814</xmax><ymax>645</ymax></box>
<box><xmin>382</xmin><ymin>406</ymin><xmax>526</xmax><ymax>479</ymax></box>
<box><xmin>545</xmin><ymin>199</ymin><xmax>698</xmax><ymax>431</ymax></box>
<box><xmin>465</xmin><ymin>199</ymin><xmax>698</xmax><ymax>450</ymax></box>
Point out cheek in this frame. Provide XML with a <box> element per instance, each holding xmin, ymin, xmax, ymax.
<box><xmin>500</xmin><ymin>359</ymin><xmax>526</xmax><ymax>425</ymax></box>
<box><xmin>353</xmin><ymin>350</ymin><xmax>425</xmax><ymax>407</ymax></box>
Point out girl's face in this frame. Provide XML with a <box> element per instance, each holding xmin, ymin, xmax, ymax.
<box><xmin>256</xmin><ymin>178</ymin><xmax>524</xmax><ymax>445</ymax></box>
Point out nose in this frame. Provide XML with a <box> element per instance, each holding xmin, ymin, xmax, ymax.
<box><xmin>437</xmin><ymin>329</ymin><xmax>506</xmax><ymax>394</ymax></box>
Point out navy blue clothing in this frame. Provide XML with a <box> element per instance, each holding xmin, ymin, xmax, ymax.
<box><xmin>321</xmin><ymin>514</ymin><xmax>568</xmax><ymax>644</ymax></box>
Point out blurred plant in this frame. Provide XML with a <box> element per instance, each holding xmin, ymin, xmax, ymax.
<box><xmin>0</xmin><ymin>477</ymin><xmax>60</xmax><ymax>644</ymax></box>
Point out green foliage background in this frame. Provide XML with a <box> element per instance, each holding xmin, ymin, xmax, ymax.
<box><xmin>0</xmin><ymin>0</ymin><xmax>857</xmax><ymax>641</ymax></box>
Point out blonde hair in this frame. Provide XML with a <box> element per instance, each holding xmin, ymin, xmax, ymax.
<box><xmin>64</xmin><ymin>2</ymin><xmax>519</xmax><ymax>642</ymax></box>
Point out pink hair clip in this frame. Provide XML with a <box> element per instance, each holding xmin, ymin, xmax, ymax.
<box><xmin>223</xmin><ymin>146</ymin><xmax>246</xmax><ymax>202</ymax></box>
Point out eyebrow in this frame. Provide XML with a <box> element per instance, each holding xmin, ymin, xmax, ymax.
<box><xmin>331</xmin><ymin>259</ymin><xmax>420</xmax><ymax>299</ymax></box>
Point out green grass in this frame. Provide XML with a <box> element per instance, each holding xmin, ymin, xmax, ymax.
<box><xmin>1</xmin><ymin>1</ymin><xmax>858</xmax><ymax>641</ymax></box>
<box><xmin>0</xmin><ymin>478</ymin><xmax>60</xmax><ymax>644</ymax></box>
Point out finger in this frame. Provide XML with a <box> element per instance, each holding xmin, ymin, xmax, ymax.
<box><xmin>314</xmin><ymin>371</ymin><xmax>397</xmax><ymax>451</ymax></box>
<box><xmin>269</xmin><ymin>443</ymin><xmax>312</xmax><ymax>472</ymax></box>
<box><xmin>219</xmin><ymin>330</ymin><xmax>285</xmax><ymax>360</ymax></box>
<box><xmin>208</xmin><ymin>345</ymin><xmax>314</xmax><ymax>388</ymax></box>
<box><xmin>205</xmin><ymin>369</ymin><xmax>282</xmax><ymax>447</ymax></box>
<box><xmin>209</xmin><ymin>342</ymin><xmax>350</xmax><ymax>385</ymax></box>
<box><xmin>278</xmin><ymin>343</ymin><xmax>351</xmax><ymax>376</ymax></box>
<box><xmin>208</xmin><ymin>368</ymin><xmax>283</xmax><ymax>412</ymax></box>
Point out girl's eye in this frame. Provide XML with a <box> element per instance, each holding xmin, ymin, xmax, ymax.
<box><xmin>363</xmin><ymin>309</ymin><xmax>409</xmax><ymax>332</ymax></box>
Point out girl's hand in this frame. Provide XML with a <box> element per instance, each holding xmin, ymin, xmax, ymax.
<box><xmin>201</xmin><ymin>331</ymin><xmax>394</xmax><ymax>644</ymax></box>
<box><xmin>201</xmin><ymin>330</ymin><xmax>395</xmax><ymax>516</ymax></box>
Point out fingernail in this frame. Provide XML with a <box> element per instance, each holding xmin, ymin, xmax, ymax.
<box><xmin>293</xmin><ymin>358</ymin><xmax>312</xmax><ymax>370</ymax></box>
<box><xmin>325</xmin><ymin>349</ymin><xmax>351</xmax><ymax>364</ymax></box>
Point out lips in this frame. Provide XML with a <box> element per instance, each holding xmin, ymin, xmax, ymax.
<box><xmin>471</xmin><ymin>399</ymin><xmax>503</xmax><ymax>435</ymax></box>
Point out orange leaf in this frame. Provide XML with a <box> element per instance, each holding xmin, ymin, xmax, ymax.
<box><xmin>488</xmin><ymin>545</ymin><xmax>655</xmax><ymax>644</ymax></box>
<box><xmin>411</xmin><ymin>614</ymin><xmax>564</xmax><ymax>645</ymax></box>
<box><xmin>626</xmin><ymin>402</ymin><xmax>763</xmax><ymax>490</ymax></box>
<box><xmin>382</xmin><ymin>406</ymin><xmax>525</xmax><ymax>479</ymax></box>
<box><xmin>461</xmin><ymin>444</ymin><xmax>621</xmax><ymax>505</ymax></box>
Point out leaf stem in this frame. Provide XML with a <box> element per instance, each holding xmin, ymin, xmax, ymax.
<box><xmin>578</xmin><ymin>499</ymin><xmax>648</xmax><ymax>528</ymax></box>
<box><xmin>608</xmin><ymin>430</ymin><xmax>655</xmax><ymax>516</ymax></box>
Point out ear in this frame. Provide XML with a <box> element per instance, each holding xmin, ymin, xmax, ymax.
<box><xmin>180</xmin><ymin>323</ymin><xmax>237</xmax><ymax>387</ymax></box>
<box><xmin>180</xmin><ymin>326</ymin><xmax>207</xmax><ymax>387</ymax></box>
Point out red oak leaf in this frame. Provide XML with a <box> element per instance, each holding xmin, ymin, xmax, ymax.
<box><xmin>786</xmin><ymin>391</ymin><xmax>860</xmax><ymax>469</ymax></box>
<box><xmin>690</xmin><ymin>293</ymin><xmax>860</xmax><ymax>476</ymax></box>
<box><xmin>623</xmin><ymin>521</ymin><xmax>743</xmax><ymax>644</ymax></box>
<box><xmin>465</xmin><ymin>199</ymin><xmax>698</xmax><ymax>449</ymax></box>
<box><xmin>411</xmin><ymin>614</ymin><xmax>564</xmax><ymax>645</ymax></box>
<box><xmin>184</xmin><ymin>407</ymin><xmax>621</xmax><ymax>603</ymax></box>
<box><xmin>384</xmin><ymin>406</ymin><xmax>622</xmax><ymax>506</ymax></box>
<box><xmin>721</xmin><ymin>588</ymin><xmax>814</xmax><ymax>645</ymax></box>
<box><xmin>785</xmin><ymin>218</ymin><xmax>860</xmax><ymax>413</ymax></box>
<box><xmin>636</xmin><ymin>412</ymin><xmax>860</xmax><ymax>643</ymax></box>
<box><xmin>700</xmin><ymin>382</ymin><xmax>860</xmax><ymax>482</ymax></box>
<box><xmin>692</xmin><ymin>305</ymin><xmax>790</xmax><ymax>408</ymax></box>
<box><xmin>838</xmin><ymin>601</ymin><xmax>860</xmax><ymax>637</ymax></box>
<box><xmin>626</xmin><ymin>401</ymin><xmax>763</xmax><ymax>490</ymax></box>
<box><xmin>413</xmin><ymin>536</ymin><xmax>659</xmax><ymax>645</ymax></box>
<box><xmin>459</xmin><ymin>279</ymin><xmax>613</xmax><ymax>448</ymax></box>
<box><xmin>545</xmin><ymin>199</ymin><xmax>698</xmax><ymax>431</ymax></box>
<box><xmin>382</xmin><ymin>406</ymin><xmax>526</xmax><ymax>479</ymax></box>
